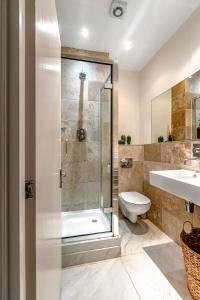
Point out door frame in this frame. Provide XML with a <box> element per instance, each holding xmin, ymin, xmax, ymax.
<box><xmin>0</xmin><ymin>0</ymin><xmax>8</xmax><ymax>298</ymax></box>
<box><xmin>0</xmin><ymin>0</ymin><xmax>26</xmax><ymax>299</ymax></box>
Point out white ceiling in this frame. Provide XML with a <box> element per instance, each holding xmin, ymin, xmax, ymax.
<box><xmin>56</xmin><ymin>0</ymin><xmax>200</xmax><ymax>71</ymax></box>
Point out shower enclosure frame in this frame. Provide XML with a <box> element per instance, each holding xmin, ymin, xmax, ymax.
<box><xmin>61</xmin><ymin>48</ymin><xmax>119</xmax><ymax>240</ymax></box>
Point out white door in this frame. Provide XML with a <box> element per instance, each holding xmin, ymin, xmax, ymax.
<box><xmin>35</xmin><ymin>0</ymin><xmax>61</xmax><ymax>299</ymax></box>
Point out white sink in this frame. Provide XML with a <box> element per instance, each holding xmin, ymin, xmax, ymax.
<box><xmin>149</xmin><ymin>169</ymin><xmax>200</xmax><ymax>206</ymax></box>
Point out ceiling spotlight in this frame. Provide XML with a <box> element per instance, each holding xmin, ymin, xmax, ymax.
<box><xmin>81</xmin><ymin>27</ymin><xmax>89</xmax><ymax>38</ymax></box>
<box><xmin>110</xmin><ymin>0</ymin><xmax>127</xmax><ymax>19</ymax></box>
<box><xmin>123</xmin><ymin>40</ymin><xmax>133</xmax><ymax>51</ymax></box>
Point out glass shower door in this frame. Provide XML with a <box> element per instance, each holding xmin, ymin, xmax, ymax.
<box><xmin>100</xmin><ymin>86</ymin><xmax>112</xmax><ymax>228</ymax></box>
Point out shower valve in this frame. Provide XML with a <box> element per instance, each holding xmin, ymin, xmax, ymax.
<box><xmin>77</xmin><ymin>128</ymin><xmax>86</xmax><ymax>142</ymax></box>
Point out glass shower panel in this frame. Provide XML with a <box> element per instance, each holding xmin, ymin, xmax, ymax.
<box><xmin>61</xmin><ymin>58</ymin><xmax>112</xmax><ymax>239</ymax></box>
<box><xmin>100</xmin><ymin>88</ymin><xmax>112</xmax><ymax>210</ymax></box>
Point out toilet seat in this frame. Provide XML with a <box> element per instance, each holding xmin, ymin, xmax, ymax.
<box><xmin>120</xmin><ymin>192</ymin><xmax>150</xmax><ymax>205</ymax></box>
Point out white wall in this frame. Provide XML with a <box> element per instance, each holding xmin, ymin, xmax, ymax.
<box><xmin>118</xmin><ymin>70</ymin><xmax>140</xmax><ymax>144</ymax></box>
<box><xmin>139</xmin><ymin>7</ymin><xmax>200</xmax><ymax>144</ymax></box>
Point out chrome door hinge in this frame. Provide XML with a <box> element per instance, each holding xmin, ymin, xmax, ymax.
<box><xmin>103</xmin><ymin>207</ymin><xmax>114</xmax><ymax>214</ymax></box>
<box><xmin>25</xmin><ymin>180</ymin><xmax>34</xmax><ymax>199</ymax></box>
<box><xmin>59</xmin><ymin>168</ymin><xmax>66</xmax><ymax>188</ymax></box>
<box><xmin>104</xmin><ymin>83</ymin><xmax>113</xmax><ymax>89</ymax></box>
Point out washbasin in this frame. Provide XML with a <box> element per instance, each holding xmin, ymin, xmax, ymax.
<box><xmin>149</xmin><ymin>169</ymin><xmax>200</xmax><ymax>206</ymax></box>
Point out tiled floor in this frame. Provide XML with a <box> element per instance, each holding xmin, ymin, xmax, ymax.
<box><xmin>61</xmin><ymin>218</ymin><xmax>192</xmax><ymax>300</ymax></box>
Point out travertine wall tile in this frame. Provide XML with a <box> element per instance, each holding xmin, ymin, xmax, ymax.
<box><xmin>171</xmin><ymin>110</ymin><xmax>185</xmax><ymax>128</ymax></box>
<box><xmin>119</xmin><ymin>145</ymin><xmax>144</xmax><ymax>161</ymax></box>
<box><xmin>193</xmin><ymin>205</ymin><xmax>200</xmax><ymax>227</ymax></box>
<box><xmin>119</xmin><ymin>161</ymin><xmax>143</xmax><ymax>193</ymax></box>
<box><xmin>171</xmin><ymin>95</ymin><xmax>186</xmax><ymax>113</ymax></box>
<box><xmin>171</xmin><ymin>80</ymin><xmax>186</xmax><ymax>97</ymax></box>
<box><xmin>171</xmin><ymin>80</ymin><xmax>186</xmax><ymax>140</ymax></box>
<box><xmin>144</xmin><ymin>144</ymin><xmax>161</xmax><ymax>162</ymax></box>
<box><xmin>171</xmin><ymin>127</ymin><xmax>185</xmax><ymax>141</ymax></box>
<box><xmin>160</xmin><ymin>142</ymin><xmax>192</xmax><ymax>164</ymax></box>
<box><xmin>118</xmin><ymin>145</ymin><xmax>144</xmax><ymax>194</ymax></box>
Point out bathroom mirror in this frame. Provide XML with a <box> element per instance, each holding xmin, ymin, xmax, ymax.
<box><xmin>151</xmin><ymin>69</ymin><xmax>200</xmax><ymax>143</ymax></box>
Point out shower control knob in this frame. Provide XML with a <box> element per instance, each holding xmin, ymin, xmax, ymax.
<box><xmin>77</xmin><ymin>128</ymin><xmax>86</xmax><ymax>142</ymax></box>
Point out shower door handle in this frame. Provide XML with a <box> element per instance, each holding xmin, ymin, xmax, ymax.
<box><xmin>58</xmin><ymin>168</ymin><xmax>66</xmax><ymax>188</ymax></box>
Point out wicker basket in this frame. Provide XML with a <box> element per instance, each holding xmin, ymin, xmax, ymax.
<box><xmin>180</xmin><ymin>221</ymin><xmax>200</xmax><ymax>300</ymax></box>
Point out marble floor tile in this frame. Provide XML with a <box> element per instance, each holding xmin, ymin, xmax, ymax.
<box><xmin>61</xmin><ymin>218</ymin><xmax>191</xmax><ymax>300</ymax></box>
<box><xmin>61</xmin><ymin>258</ymin><xmax>140</xmax><ymax>300</ymax></box>
<box><xmin>122</xmin><ymin>252</ymin><xmax>182</xmax><ymax>300</ymax></box>
<box><xmin>143</xmin><ymin>242</ymin><xmax>192</xmax><ymax>300</ymax></box>
<box><xmin>119</xmin><ymin>218</ymin><xmax>172</xmax><ymax>256</ymax></box>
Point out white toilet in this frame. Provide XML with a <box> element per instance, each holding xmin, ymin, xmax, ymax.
<box><xmin>119</xmin><ymin>192</ymin><xmax>151</xmax><ymax>223</ymax></box>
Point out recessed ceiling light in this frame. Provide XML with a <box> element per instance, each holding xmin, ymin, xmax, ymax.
<box><xmin>123</xmin><ymin>40</ymin><xmax>133</xmax><ymax>51</ymax></box>
<box><xmin>81</xmin><ymin>27</ymin><xmax>89</xmax><ymax>39</ymax></box>
<box><xmin>110</xmin><ymin>1</ymin><xmax>127</xmax><ymax>19</ymax></box>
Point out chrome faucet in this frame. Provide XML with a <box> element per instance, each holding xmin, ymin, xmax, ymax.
<box><xmin>184</xmin><ymin>156</ymin><xmax>200</xmax><ymax>178</ymax></box>
<box><xmin>183</xmin><ymin>145</ymin><xmax>200</xmax><ymax>177</ymax></box>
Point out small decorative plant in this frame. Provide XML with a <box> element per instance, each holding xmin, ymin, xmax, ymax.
<box><xmin>118</xmin><ymin>135</ymin><xmax>126</xmax><ymax>144</ymax></box>
<box><xmin>121</xmin><ymin>135</ymin><xmax>126</xmax><ymax>144</ymax></box>
<box><xmin>158</xmin><ymin>136</ymin><xmax>164</xmax><ymax>143</ymax></box>
<box><xmin>127</xmin><ymin>136</ymin><xmax>131</xmax><ymax>144</ymax></box>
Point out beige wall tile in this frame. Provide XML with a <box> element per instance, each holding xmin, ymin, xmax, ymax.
<box><xmin>119</xmin><ymin>145</ymin><xmax>144</xmax><ymax>161</ymax></box>
<box><xmin>171</xmin><ymin>80</ymin><xmax>186</xmax><ymax>98</ymax></box>
<box><xmin>118</xmin><ymin>145</ymin><xmax>144</xmax><ymax>194</ymax></box>
<box><xmin>193</xmin><ymin>205</ymin><xmax>200</xmax><ymax>228</ymax></box>
<box><xmin>171</xmin><ymin>110</ymin><xmax>185</xmax><ymax>128</ymax></box>
<box><xmin>161</xmin><ymin>142</ymin><xmax>192</xmax><ymax>164</ymax></box>
<box><xmin>119</xmin><ymin>161</ymin><xmax>143</xmax><ymax>193</ymax></box>
<box><xmin>144</xmin><ymin>144</ymin><xmax>161</xmax><ymax>162</ymax></box>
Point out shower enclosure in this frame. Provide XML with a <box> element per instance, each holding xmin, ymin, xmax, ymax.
<box><xmin>61</xmin><ymin>57</ymin><xmax>117</xmax><ymax>241</ymax></box>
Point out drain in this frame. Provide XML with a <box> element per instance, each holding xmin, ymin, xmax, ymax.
<box><xmin>92</xmin><ymin>219</ymin><xmax>98</xmax><ymax>223</ymax></box>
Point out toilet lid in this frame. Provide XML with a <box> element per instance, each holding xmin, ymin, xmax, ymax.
<box><xmin>120</xmin><ymin>192</ymin><xmax>150</xmax><ymax>205</ymax></box>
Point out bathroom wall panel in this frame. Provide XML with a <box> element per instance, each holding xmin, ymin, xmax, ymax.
<box><xmin>144</xmin><ymin>144</ymin><xmax>161</xmax><ymax>162</ymax></box>
<box><xmin>160</xmin><ymin>142</ymin><xmax>192</xmax><ymax>164</ymax></box>
<box><xmin>118</xmin><ymin>145</ymin><xmax>144</xmax><ymax>194</ymax></box>
<box><xmin>171</xmin><ymin>80</ymin><xmax>193</xmax><ymax>141</ymax></box>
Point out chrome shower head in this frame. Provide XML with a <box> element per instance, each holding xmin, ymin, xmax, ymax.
<box><xmin>79</xmin><ymin>72</ymin><xmax>86</xmax><ymax>81</ymax></box>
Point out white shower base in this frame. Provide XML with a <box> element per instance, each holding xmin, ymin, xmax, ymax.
<box><xmin>62</xmin><ymin>209</ymin><xmax>111</xmax><ymax>238</ymax></box>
